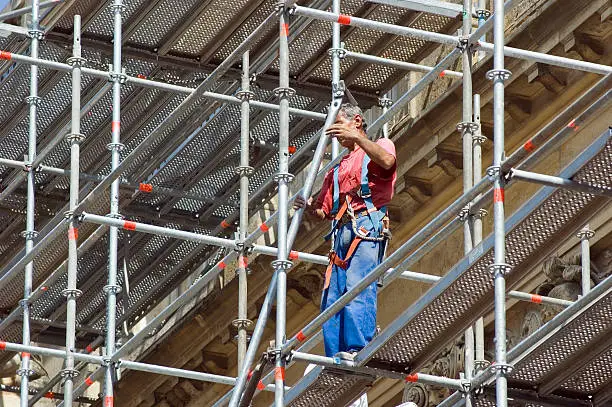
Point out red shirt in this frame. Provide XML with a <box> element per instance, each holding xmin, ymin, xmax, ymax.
<box><xmin>316</xmin><ymin>138</ymin><xmax>397</xmax><ymax>217</ymax></box>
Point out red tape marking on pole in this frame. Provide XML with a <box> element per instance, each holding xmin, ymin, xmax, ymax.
<box><xmin>41</xmin><ymin>286</ymin><xmax>48</xmax><ymax>291</ymax></box>
<box><xmin>68</xmin><ymin>227</ymin><xmax>78</xmax><ymax>241</ymax></box>
<box><xmin>85</xmin><ymin>376</ymin><xmax>94</xmax><ymax>386</ymax></box>
<box><xmin>337</xmin><ymin>14</ymin><xmax>351</xmax><ymax>25</ymax></box>
<box><xmin>439</xmin><ymin>71</ymin><xmax>446</xmax><ymax>78</ymax></box>
<box><xmin>239</xmin><ymin>256</ymin><xmax>248</xmax><ymax>269</ymax></box>
<box><xmin>405</xmin><ymin>373</ymin><xmax>419</xmax><ymax>382</ymax></box>
<box><xmin>221</xmin><ymin>220</ymin><xmax>231</xmax><ymax>229</ymax></box>
<box><xmin>281</xmin><ymin>23</ymin><xmax>289</xmax><ymax>37</ymax></box>
<box><xmin>44</xmin><ymin>392</ymin><xmax>54</xmax><ymax>399</ymax></box>
<box><xmin>104</xmin><ymin>396</ymin><xmax>113</xmax><ymax>407</ymax></box>
<box><xmin>123</xmin><ymin>221</ymin><xmax>137</xmax><ymax>231</ymax></box>
<box><xmin>111</xmin><ymin>121</ymin><xmax>120</xmax><ymax>133</ymax></box>
<box><xmin>568</xmin><ymin>119</ymin><xmax>579</xmax><ymax>131</ymax></box>
<box><xmin>0</xmin><ymin>51</ymin><xmax>12</xmax><ymax>60</ymax></box>
<box><xmin>219</xmin><ymin>261</ymin><xmax>226</xmax><ymax>270</ymax></box>
<box><xmin>21</xmin><ymin>352</ymin><xmax>30</xmax><ymax>358</ymax></box>
<box><xmin>289</xmin><ymin>250</ymin><xmax>299</xmax><ymax>260</ymax></box>
<box><xmin>138</xmin><ymin>183</ymin><xmax>153</xmax><ymax>193</ymax></box>
<box><xmin>257</xmin><ymin>381</ymin><xmax>265</xmax><ymax>391</ymax></box>
<box><xmin>530</xmin><ymin>294</ymin><xmax>543</xmax><ymax>304</ymax></box>
<box><xmin>493</xmin><ymin>188</ymin><xmax>505</xmax><ymax>203</ymax></box>
<box><xmin>274</xmin><ymin>367</ymin><xmax>285</xmax><ymax>381</ymax></box>
<box><xmin>0</xmin><ymin>341</ymin><xmax>6</xmax><ymax>350</ymax></box>
<box><xmin>137</xmin><ymin>74</ymin><xmax>146</xmax><ymax>79</ymax></box>
<box><xmin>296</xmin><ymin>330</ymin><xmax>306</xmax><ymax>342</ymax></box>
<box><xmin>86</xmin><ymin>344</ymin><xmax>94</xmax><ymax>353</ymax></box>
<box><xmin>288</xmin><ymin>145</ymin><xmax>297</xmax><ymax>154</ymax></box>
<box><xmin>260</xmin><ymin>223</ymin><xmax>269</xmax><ymax>232</ymax></box>
<box><xmin>523</xmin><ymin>140</ymin><xmax>535</xmax><ymax>152</ymax></box>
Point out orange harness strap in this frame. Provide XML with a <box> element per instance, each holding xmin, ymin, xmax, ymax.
<box><xmin>323</xmin><ymin>226</ymin><xmax>368</xmax><ymax>290</ymax></box>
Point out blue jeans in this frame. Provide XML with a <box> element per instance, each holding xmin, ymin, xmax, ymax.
<box><xmin>321</xmin><ymin>216</ymin><xmax>384</xmax><ymax>357</ymax></box>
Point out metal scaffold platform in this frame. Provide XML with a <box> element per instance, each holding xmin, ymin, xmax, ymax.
<box><xmin>0</xmin><ymin>0</ymin><xmax>610</xmax><ymax>406</ymax></box>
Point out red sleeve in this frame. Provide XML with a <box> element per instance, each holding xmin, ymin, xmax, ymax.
<box><xmin>369</xmin><ymin>138</ymin><xmax>396</xmax><ymax>179</ymax></box>
<box><xmin>315</xmin><ymin>169</ymin><xmax>334</xmax><ymax>216</ymax></box>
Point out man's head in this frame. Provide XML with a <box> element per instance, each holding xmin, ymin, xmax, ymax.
<box><xmin>334</xmin><ymin>103</ymin><xmax>367</xmax><ymax>148</ymax></box>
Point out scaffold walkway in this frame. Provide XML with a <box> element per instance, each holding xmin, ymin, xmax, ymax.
<box><xmin>282</xmin><ymin>128</ymin><xmax>612</xmax><ymax>406</ymax></box>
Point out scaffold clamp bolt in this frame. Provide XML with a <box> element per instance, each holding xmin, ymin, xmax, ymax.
<box><xmin>456</xmin><ymin>121</ymin><xmax>479</xmax><ymax>134</ymax></box>
<box><xmin>61</xmin><ymin>288</ymin><xmax>83</xmax><ymax>298</ymax></box>
<box><xmin>103</xmin><ymin>284</ymin><xmax>122</xmax><ymax>294</ymax></box>
<box><xmin>273</xmin><ymin>87</ymin><xmax>296</xmax><ymax>99</ymax></box>
<box><xmin>328</xmin><ymin>47</ymin><xmax>346</xmax><ymax>59</ymax></box>
<box><xmin>485</xmin><ymin>165</ymin><xmax>501</xmax><ymax>179</ymax></box>
<box><xmin>236</xmin><ymin>90</ymin><xmax>255</xmax><ymax>101</ymax></box>
<box><xmin>271</xmin><ymin>259</ymin><xmax>293</xmax><ymax>270</ymax></box>
<box><xmin>488</xmin><ymin>263</ymin><xmax>512</xmax><ymax>277</ymax></box>
<box><xmin>577</xmin><ymin>227</ymin><xmax>595</xmax><ymax>240</ymax></box>
<box><xmin>60</xmin><ymin>368</ymin><xmax>80</xmax><ymax>378</ymax></box>
<box><xmin>458</xmin><ymin>204</ymin><xmax>471</xmax><ymax>222</ymax></box>
<box><xmin>236</xmin><ymin>166</ymin><xmax>255</xmax><ymax>176</ymax></box>
<box><xmin>486</xmin><ymin>69</ymin><xmax>512</xmax><ymax>82</ymax></box>
<box><xmin>273</xmin><ymin>172</ymin><xmax>294</xmax><ymax>183</ymax></box>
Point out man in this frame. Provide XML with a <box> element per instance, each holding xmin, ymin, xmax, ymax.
<box><xmin>295</xmin><ymin>103</ymin><xmax>397</xmax><ymax>359</ymax></box>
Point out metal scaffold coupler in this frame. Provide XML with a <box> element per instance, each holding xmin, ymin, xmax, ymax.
<box><xmin>476</xmin><ymin>9</ymin><xmax>492</xmax><ymax>19</ymax></box>
<box><xmin>457</xmin><ymin>35</ymin><xmax>469</xmax><ymax>52</ymax></box>
<box><xmin>27</xmin><ymin>27</ymin><xmax>44</xmax><ymax>40</ymax></box>
<box><xmin>61</xmin><ymin>288</ymin><xmax>83</xmax><ymax>298</ymax></box>
<box><xmin>474</xmin><ymin>359</ymin><xmax>491</xmax><ymax>373</ymax></box>
<box><xmin>328</xmin><ymin>47</ymin><xmax>347</xmax><ymax>59</ymax></box>
<box><xmin>18</xmin><ymin>299</ymin><xmax>30</xmax><ymax>308</ymax></box>
<box><xmin>106</xmin><ymin>142</ymin><xmax>125</xmax><ymax>152</ymax></box>
<box><xmin>485</xmin><ymin>165</ymin><xmax>501</xmax><ymax>179</ymax></box>
<box><xmin>277</xmin><ymin>1</ymin><xmax>297</xmax><ymax>13</ymax></box>
<box><xmin>109</xmin><ymin>2</ymin><xmax>127</xmax><ymax>13</ymax></box>
<box><xmin>332</xmin><ymin>79</ymin><xmax>346</xmax><ymax>99</ymax></box>
<box><xmin>271</xmin><ymin>259</ymin><xmax>293</xmax><ymax>270</ymax></box>
<box><xmin>236</xmin><ymin>165</ymin><xmax>255</xmax><ymax>177</ymax></box>
<box><xmin>458</xmin><ymin>204</ymin><xmax>472</xmax><ymax>222</ymax></box>
<box><xmin>489</xmin><ymin>362</ymin><xmax>514</xmax><ymax>375</ymax></box>
<box><xmin>105</xmin><ymin>212</ymin><xmax>124</xmax><ymax>220</ymax></box>
<box><xmin>109</xmin><ymin>67</ymin><xmax>128</xmax><ymax>84</ymax></box>
<box><xmin>273</xmin><ymin>87</ymin><xmax>296</xmax><ymax>99</ymax></box>
<box><xmin>20</xmin><ymin>230</ymin><xmax>39</xmax><ymax>240</ymax></box>
<box><xmin>378</xmin><ymin>96</ymin><xmax>393</xmax><ymax>109</ymax></box>
<box><xmin>16</xmin><ymin>367</ymin><xmax>35</xmax><ymax>378</ymax></box>
<box><xmin>577</xmin><ymin>227</ymin><xmax>595</xmax><ymax>240</ymax></box>
<box><xmin>232</xmin><ymin>318</ymin><xmax>254</xmax><ymax>330</ymax></box>
<box><xmin>103</xmin><ymin>284</ymin><xmax>123</xmax><ymax>294</ymax></box>
<box><xmin>486</xmin><ymin>69</ymin><xmax>512</xmax><ymax>82</ymax></box>
<box><xmin>273</xmin><ymin>172</ymin><xmax>294</xmax><ymax>183</ymax></box>
<box><xmin>24</xmin><ymin>95</ymin><xmax>42</xmax><ymax>106</ymax></box>
<box><xmin>488</xmin><ymin>263</ymin><xmax>512</xmax><ymax>277</ymax></box>
<box><xmin>60</xmin><ymin>368</ymin><xmax>80</xmax><ymax>378</ymax></box>
<box><xmin>65</xmin><ymin>132</ymin><xmax>86</xmax><ymax>143</ymax></box>
<box><xmin>236</xmin><ymin>90</ymin><xmax>255</xmax><ymax>102</ymax></box>
<box><xmin>67</xmin><ymin>56</ymin><xmax>87</xmax><ymax>68</ymax></box>
<box><xmin>472</xmin><ymin>134</ymin><xmax>486</xmax><ymax>145</ymax></box>
<box><xmin>456</xmin><ymin>121</ymin><xmax>479</xmax><ymax>134</ymax></box>
<box><xmin>473</xmin><ymin>208</ymin><xmax>488</xmax><ymax>220</ymax></box>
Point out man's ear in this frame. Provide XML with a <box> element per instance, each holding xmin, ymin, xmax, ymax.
<box><xmin>353</xmin><ymin>114</ymin><xmax>364</xmax><ymax>130</ymax></box>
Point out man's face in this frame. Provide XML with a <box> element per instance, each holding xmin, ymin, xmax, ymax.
<box><xmin>334</xmin><ymin>114</ymin><xmax>363</xmax><ymax>148</ymax></box>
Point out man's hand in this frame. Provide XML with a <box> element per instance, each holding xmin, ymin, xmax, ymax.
<box><xmin>326</xmin><ymin>123</ymin><xmax>361</xmax><ymax>145</ymax></box>
<box><xmin>293</xmin><ymin>195</ymin><xmax>326</xmax><ymax>220</ymax></box>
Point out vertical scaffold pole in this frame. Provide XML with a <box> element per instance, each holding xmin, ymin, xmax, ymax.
<box><xmin>472</xmin><ymin>93</ymin><xmax>487</xmax><ymax>370</ymax></box>
<box><xmin>476</xmin><ymin>0</ymin><xmax>489</xmax><ymax>61</ymax></box>
<box><xmin>104</xmin><ymin>1</ymin><xmax>124</xmax><ymax>406</ymax></box>
<box><xmin>19</xmin><ymin>1</ymin><xmax>42</xmax><ymax>405</ymax></box>
<box><xmin>578</xmin><ymin>225</ymin><xmax>594</xmax><ymax>296</ymax></box>
<box><xmin>458</xmin><ymin>0</ymin><xmax>475</xmax><ymax>403</ymax></box>
<box><xmin>235</xmin><ymin>50</ymin><xmax>254</xmax><ymax>371</ymax></box>
<box><xmin>487</xmin><ymin>0</ymin><xmax>512</xmax><ymax>405</ymax></box>
<box><xmin>272</xmin><ymin>8</ymin><xmax>294</xmax><ymax>407</ymax></box>
<box><xmin>62</xmin><ymin>14</ymin><xmax>85</xmax><ymax>405</ymax></box>
<box><xmin>330</xmin><ymin>0</ymin><xmax>342</xmax><ymax>157</ymax></box>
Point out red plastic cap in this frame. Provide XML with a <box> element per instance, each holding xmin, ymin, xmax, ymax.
<box><xmin>260</xmin><ymin>223</ymin><xmax>269</xmax><ymax>232</ymax></box>
<box><xmin>0</xmin><ymin>51</ymin><xmax>12</xmax><ymax>60</ymax></box>
<box><xmin>337</xmin><ymin>14</ymin><xmax>351</xmax><ymax>25</ymax></box>
<box><xmin>296</xmin><ymin>330</ymin><xmax>307</xmax><ymax>342</ymax></box>
<box><xmin>123</xmin><ymin>221</ymin><xmax>137</xmax><ymax>231</ymax></box>
<box><xmin>139</xmin><ymin>183</ymin><xmax>153</xmax><ymax>193</ymax></box>
<box><xmin>289</xmin><ymin>250</ymin><xmax>299</xmax><ymax>260</ymax></box>
<box><xmin>405</xmin><ymin>373</ymin><xmax>419</xmax><ymax>382</ymax></box>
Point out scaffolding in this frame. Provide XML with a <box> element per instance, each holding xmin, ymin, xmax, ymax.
<box><xmin>0</xmin><ymin>0</ymin><xmax>610</xmax><ymax>406</ymax></box>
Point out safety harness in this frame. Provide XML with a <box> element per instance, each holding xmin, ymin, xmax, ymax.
<box><xmin>323</xmin><ymin>154</ymin><xmax>390</xmax><ymax>290</ymax></box>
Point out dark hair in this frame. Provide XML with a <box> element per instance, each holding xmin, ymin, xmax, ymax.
<box><xmin>338</xmin><ymin>103</ymin><xmax>368</xmax><ymax>131</ymax></box>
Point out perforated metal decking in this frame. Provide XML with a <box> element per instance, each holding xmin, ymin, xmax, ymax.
<box><xmin>284</xmin><ymin>129</ymin><xmax>612</xmax><ymax>407</ymax></box>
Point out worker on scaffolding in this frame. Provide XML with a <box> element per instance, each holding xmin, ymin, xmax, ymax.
<box><xmin>295</xmin><ymin>103</ymin><xmax>397</xmax><ymax>360</ymax></box>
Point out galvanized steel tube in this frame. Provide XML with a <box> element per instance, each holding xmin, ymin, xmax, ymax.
<box><xmin>62</xmin><ymin>14</ymin><xmax>83</xmax><ymax>405</ymax></box>
<box><xmin>19</xmin><ymin>0</ymin><xmax>41</xmax><ymax>404</ymax></box>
